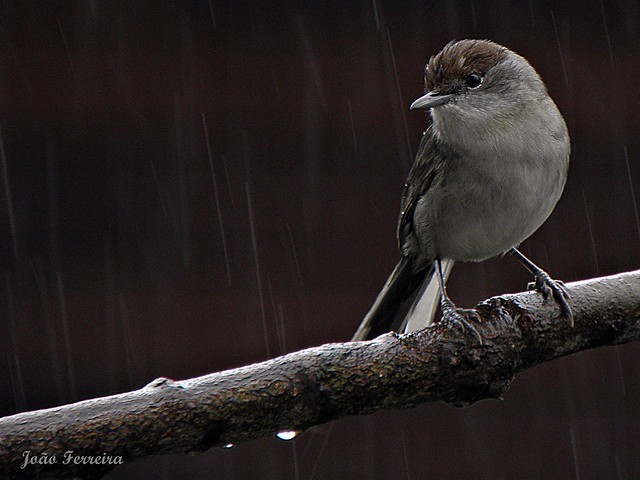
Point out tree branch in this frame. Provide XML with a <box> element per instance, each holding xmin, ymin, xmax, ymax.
<box><xmin>1</xmin><ymin>270</ymin><xmax>639</xmax><ymax>479</ymax></box>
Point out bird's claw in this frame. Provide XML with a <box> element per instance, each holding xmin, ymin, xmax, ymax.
<box><xmin>441</xmin><ymin>299</ymin><xmax>484</xmax><ymax>345</ymax></box>
<box><xmin>528</xmin><ymin>272</ymin><xmax>573</xmax><ymax>326</ymax></box>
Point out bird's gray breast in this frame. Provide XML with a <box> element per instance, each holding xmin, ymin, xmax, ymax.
<box><xmin>413</xmin><ymin>116</ymin><xmax>568</xmax><ymax>262</ymax></box>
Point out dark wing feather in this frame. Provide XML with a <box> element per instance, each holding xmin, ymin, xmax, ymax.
<box><xmin>352</xmin><ymin>126</ymin><xmax>446</xmax><ymax>341</ymax></box>
<box><xmin>397</xmin><ymin>126</ymin><xmax>443</xmax><ymax>264</ymax></box>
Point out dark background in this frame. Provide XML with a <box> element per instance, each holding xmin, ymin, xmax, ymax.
<box><xmin>1</xmin><ymin>1</ymin><xmax>639</xmax><ymax>478</ymax></box>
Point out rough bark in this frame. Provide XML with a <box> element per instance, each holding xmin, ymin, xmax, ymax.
<box><xmin>1</xmin><ymin>270</ymin><xmax>639</xmax><ymax>479</ymax></box>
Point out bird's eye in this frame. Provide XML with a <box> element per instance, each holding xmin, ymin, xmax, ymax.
<box><xmin>466</xmin><ymin>73</ymin><xmax>483</xmax><ymax>89</ymax></box>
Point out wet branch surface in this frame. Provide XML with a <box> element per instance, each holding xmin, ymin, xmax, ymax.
<box><xmin>1</xmin><ymin>270</ymin><xmax>639</xmax><ymax>479</ymax></box>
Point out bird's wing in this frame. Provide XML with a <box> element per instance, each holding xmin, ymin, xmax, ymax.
<box><xmin>397</xmin><ymin>126</ymin><xmax>444</xmax><ymax>262</ymax></box>
<box><xmin>352</xmin><ymin>127</ymin><xmax>451</xmax><ymax>341</ymax></box>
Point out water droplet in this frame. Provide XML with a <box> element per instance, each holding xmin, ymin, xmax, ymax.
<box><xmin>222</xmin><ymin>443</ymin><xmax>235</xmax><ymax>449</ymax></box>
<box><xmin>276</xmin><ymin>430</ymin><xmax>299</xmax><ymax>441</ymax></box>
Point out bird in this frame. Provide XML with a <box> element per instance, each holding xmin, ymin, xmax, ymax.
<box><xmin>352</xmin><ymin>39</ymin><xmax>571</xmax><ymax>341</ymax></box>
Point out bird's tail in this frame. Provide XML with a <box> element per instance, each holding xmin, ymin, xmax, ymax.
<box><xmin>352</xmin><ymin>258</ymin><xmax>454</xmax><ymax>341</ymax></box>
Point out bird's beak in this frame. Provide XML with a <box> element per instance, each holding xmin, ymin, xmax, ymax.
<box><xmin>410</xmin><ymin>91</ymin><xmax>454</xmax><ymax>110</ymax></box>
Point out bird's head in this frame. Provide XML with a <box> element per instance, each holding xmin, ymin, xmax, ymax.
<box><xmin>411</xmin><ymin>39</ymin><xmax>549</xmax><ymax>130</ymax></box>
<box><xmin>411</xmin><ymin>40</ymin><xmax>556</xmax><ymax>152</ymax></box>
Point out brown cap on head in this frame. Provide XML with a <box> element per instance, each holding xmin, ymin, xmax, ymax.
<box><xmin>425</xmin><ymin>39</ymin><xmax>508</xmax><ymax>91</ymax></box>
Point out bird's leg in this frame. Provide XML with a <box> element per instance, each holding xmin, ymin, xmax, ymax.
<box><xmin>435</xmin><ymin>259</ymin><xmax>484</xmax><ymax>344</ymax></box>
<box><xmin>509</xmin><ymin>248</ymin><xmax>573</xmax><ymax>326</ymax></box>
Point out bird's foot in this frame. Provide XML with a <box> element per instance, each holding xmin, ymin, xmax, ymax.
<box><xmin>527</xmin><ymin>271</ymin><xmax>574</xmax><ymax>326</ymax></box>
<box><xmin>441</xmin><ymin>298</ymin><xmax>484</xmax><ymax>345</ymax></box>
